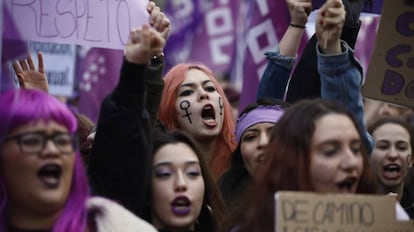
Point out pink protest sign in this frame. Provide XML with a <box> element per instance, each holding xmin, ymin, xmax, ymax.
<box><xmin>3</xmin><ymin>0</ymin><xmax>150</xmax><ymax>50</ymax></box>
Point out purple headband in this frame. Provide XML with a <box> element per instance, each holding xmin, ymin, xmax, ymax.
<box><xmin>235</xmin><ymin>105</ymin><xmax>285</xmax><ymax>142</ymax></box>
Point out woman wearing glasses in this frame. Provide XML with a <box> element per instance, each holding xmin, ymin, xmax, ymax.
<box><xmin>0</xmin><ymin>24</ymin><xmax>163</xmax><ymax>231</ymax></box>
<box><xmin>0</xmin><ymin>89</ymin><xmax>157</xmax><ymax>231</ymax></box>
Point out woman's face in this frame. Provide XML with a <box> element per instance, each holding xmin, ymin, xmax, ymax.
<box><xmin>240</xmin><ymin>122</ymin><xmax>274</xmax><ymax>176</ymax></box>
<box><xmin>175</xmin><ymin>69</ymin><xmax>224</xmax><ymax>140</ymax></box>
<box><xmin>310</xmin><ymin>114</ymin><xmax>363</xmax><ymax>193</ymax></box>
<box><xmin>151</xmin><ymin>142</ymin><xmax>205</xmax><ymax>231</ymax></box>
<box><xmin>1</xmin><ymin>120</ymin><xmax>75</xmax><ymax>216</ymax></box>
<box><xmin>370</xmin><ymin>123</ymin><xmax>412</xmax><ymax>189</ymax></box>
<box><xmin>378</xmin><ymin>103</ymin><xmax>408</xmax><ymax>118</ymax></box>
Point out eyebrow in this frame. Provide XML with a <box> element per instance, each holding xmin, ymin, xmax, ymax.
<box><xmin>179</xmin><ymin>80</ymin><xmax>212</xmax><ymax>89</ymax></box>
<box><xmin>317</xmin><ymin>139</ymin><xmax>361</xmax><ymax>147</ymax></box>
<box><xmin>153</xmin><ymin>160</ymin><xmax>200</xmax><ymax>168</ymax></box>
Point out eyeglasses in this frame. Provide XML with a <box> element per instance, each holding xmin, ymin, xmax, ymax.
<box><xmin>4</xmin><ymin>131</ymin><xmax>77</xmax><ymax>154</ymax></box>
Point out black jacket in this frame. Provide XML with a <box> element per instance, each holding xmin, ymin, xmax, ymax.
<box><xmin>88</xmin><ymin>59</ymin><xmax>153</xmax><ymax>218</ymax></box>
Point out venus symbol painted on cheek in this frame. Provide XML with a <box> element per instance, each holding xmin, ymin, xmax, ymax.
<box><xmin>219</xmin><ymin>97</ymin><xmax>223</xmax><ymax>116</ymax></box>
<box><xmin>180</xmin><ymin>100</ymin><xmax>193</xmax><ymax>124</ymax></box>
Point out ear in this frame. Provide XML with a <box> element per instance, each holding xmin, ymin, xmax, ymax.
<box><xmin>408</xmin><ymin>154</ymin><xmax>413</xmax><ymax>168</ymax></box>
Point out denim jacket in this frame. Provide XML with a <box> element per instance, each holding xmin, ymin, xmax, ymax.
<box><xmin>256</xmin><ymin>51</ymin><xmax>296</xmax><ymax>100</ymax></box>
<box><xmin>257</xmin><ymin>41</ymin><xmax>374</xmax><ymax>153</ymax></box>
<box><xmin>317</xmin><ymin>41</ymin><xmax>373</xmax><ymax>153</ymax></box>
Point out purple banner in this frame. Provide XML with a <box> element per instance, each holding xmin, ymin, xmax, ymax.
<box><xmin>354</xmin><ymin>15</ymin><xmax>380</xmax><ymax>79</ymax></box>
<box><xmin>233</xmin><ymin>0</ymin><xmax>308</xmax><ymax>111</ymax></box>
<box><xmin>1</xmin><ymin>1</ymin><xmax>27</xmax><ymax>93</ymax></box>
<box><xmin>164</xmin><ymin>0</ymin><xmax>238</xmax><ymax>74</ymax></box>
<box><xmin>77</xmin><ymin>47</ymin><xmax>123</xmax><ymax>122</ymax></box>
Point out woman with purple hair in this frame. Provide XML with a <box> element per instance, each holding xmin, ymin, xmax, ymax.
<box><xmin>0</xmin><ymin>19</ymin><xmax>165</xmax><ymax>231</ymax></box>
<box><xmin>0</xmin><ymin>88</ymin><xmax>157</xmax><ymax>231</ymax></box>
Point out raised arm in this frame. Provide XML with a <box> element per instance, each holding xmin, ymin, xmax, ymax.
<box><xmin>256</xmin><ymin>0</ymin><xmax>311</xmax><ymax>100</ymax></box>
<box><xmin>88</xmin><ymin>25</ymin><xmax>165</xmax><ymax>217</ymax></box>
<box><xmin>12</xmin><ymin>52</ymin><xmax>49</xmax><ymax>93</ymax></box>
<box><xmin>285</xmin><ymin>0</ymin><xmax>365</xmax><ymax>103</ymax></box>
<box><xmin>146</xmin><ymin>1</ymin><xmax>171</xmax><ymax>127</ymax></box>
<box><xmin>317</xmin><ymin>0</ymin><xmax>374</xmax><ymax>153</ymax></box>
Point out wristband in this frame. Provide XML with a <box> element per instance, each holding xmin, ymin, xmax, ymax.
<box><xmin>289</xmin><ymin>23</ymin><xmax>306</xmax><ymax>29</ymax></box>
<box><xmin>150</xmin><ymin>52</ymin><xmax>164</xmax><ymax>66</ymax></box>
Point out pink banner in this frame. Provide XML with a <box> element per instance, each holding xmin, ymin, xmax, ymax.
<box><xmin>3</xmin><ymin>0</ymin><xmax>150</xmax><ymax>50</ymax></box>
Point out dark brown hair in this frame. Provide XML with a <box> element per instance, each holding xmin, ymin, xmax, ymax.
<box><xmin>150</xmin><ymin>130</ymin><xmax>226</xmax><ymax>232</ymax></box>
<box><xmin>235</xmin><ymin>99</ymin><xmax>376</xmax><ymax>231</ymax></box>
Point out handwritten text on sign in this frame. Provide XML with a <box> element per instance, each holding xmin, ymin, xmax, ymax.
<box><xmin>362</xmin><ymin>0</ymin><xmax>414</xmax><ymax>107</ymax></box>
<box><xmin>275</xmin><ymin>191</ymin><xmax>414</xmax><ymax>232</ymax></box>
<box><xmin>3</xmin><ymin>0</ymin><xmax>149</xmax><ymax>50</ymax></box>
<box><xmin>28</xmin><ymin>41</ymin><xmax>76</xmax><ymax>97</ymax></box>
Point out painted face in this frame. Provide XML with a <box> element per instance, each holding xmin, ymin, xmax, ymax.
<box><xmin>240</xmin><ymin>122</ymin><xmax>274</xmax><ymax>176</ymax></box>
<box><xmin>310</xmin><ymin>114</ymin><xmax>363</xmax><ymax>193</ymax></box>
<box><xmin>370</xmin><ymin>123</ymin><xmax>412</xmax><ymax>189</ymax></box>
<box><xmin>175</xmin><ymin>69</ymin><xmax>224</xmax><ymax>140</ymax></box>
<box><xmin>1</xmin><ymin>120</ymin><xmax>75</xmax><ymax>216</ymax></box>
<box><xmin>151</xmin><ymin>142</ymin><xmax>205</xmax><ymax>231</ymax></box>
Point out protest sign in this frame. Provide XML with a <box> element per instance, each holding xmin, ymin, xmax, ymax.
<box><xmin>362</xmin><ymin>0</ymin><xmax>414</xmax><ymax>107</ymax></box>
<box><xmin>3</xmin><ymin>0</ymin><xmax>150</xmax><ymax>50</ymax></box>
<box><xmin>275</xmin><ymin>191</ymin><xmax>414</xmax><ymax>232</ymax></box>
<box><xmin>27</xmin><ymin>41</ymin><xmax>76</xmax><ymax>96</ymax></box>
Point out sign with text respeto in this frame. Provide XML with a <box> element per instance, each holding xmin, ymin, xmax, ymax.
<box><xmin>362</xmin><ymin>0</ymin><xmax>414</xmax><ymax>107</ymax></box>
<box><xmin>3</xmin><ymin>0</ymin><xmax>150</xmax><ymax>50</ymax></box>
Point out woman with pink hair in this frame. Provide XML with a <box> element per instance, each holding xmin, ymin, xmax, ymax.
<box><xmin>158</xmin><ymin>63</ymin><xmax>236</xmax><ymax>178</ymax></box>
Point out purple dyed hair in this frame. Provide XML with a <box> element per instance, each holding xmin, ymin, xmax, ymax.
<box><xmin>0</xmin><ymin>89</ymin><xmax>89</xmax><ymax>231</ymax></box>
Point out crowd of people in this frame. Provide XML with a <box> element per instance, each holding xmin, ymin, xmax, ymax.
<box><xmin>1</xmin><ymin>0</ymin><xmax>413</xmax><ymax>231</ymax></box>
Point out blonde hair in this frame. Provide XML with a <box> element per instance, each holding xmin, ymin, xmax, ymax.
<box><xmin>158</xmin><ymin>63</ymin><xmax>236</xmax><ymax>178</ymax></box>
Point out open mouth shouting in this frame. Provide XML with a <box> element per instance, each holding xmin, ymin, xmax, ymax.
<box><xmin>201</xmin><ymin>104</ymin><xmax>216</xmax><ymax>127</ymax></box>
<box><xmin>337</xmin><ymin>176</ymin><xmax>358</xmax><ymax>193</ymax></box>
<box><xmin>38</xmin><ymin>163</ymin><xmax>62</xmax><ymax>188</ymax></box>
<box><xmin>382</xmin><ymin>163</ymin><xmax>402</xmax><ymax>180</ymax></box>
<box><xmin>171</xmin><ymin>196</ymin><xmax>192</xmax><ymax>216</ymax></box>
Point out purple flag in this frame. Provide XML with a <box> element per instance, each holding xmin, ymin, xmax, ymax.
<box><xmin>1</xmin><ymin>1</ymin><xmax>27</xmax><ymax>93</ymax></box>
<box><xmin>233</xmin><ymin>0</ymin><xmax>308</xmax><ymax>111</ymax></box>
<box><xmin>354</xmin><ymin>15</ymin><xmax>380</xmax><ymax>79</ymax></box>
<box><xmin>164</xmin><ymin>0</ymin><xmax>238</xmax><ymax>74</ymax></box>
<box><xmin>77</xmin><ymin>47</ymin><xmax>123</xmax><ymax>122</ymax></box>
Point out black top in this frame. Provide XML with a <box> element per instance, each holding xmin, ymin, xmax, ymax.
<box><xmin>401</xmin><ymin>185</ymin><xmax>414</xmax><ymax>219</ymax></box>
<box><xmin>88</xmin><ymin>58</ymin><xmax>153</xmax><ymax>218</ymax></box>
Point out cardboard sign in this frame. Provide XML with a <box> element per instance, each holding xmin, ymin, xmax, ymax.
<box><xmin>275</xmin><ymin>191</ymin><xmax>414</xmax><ymax>232</ymax></box>
<box><xmin>362</xmin><ymin>0</ymin><xmax>414</xmax><ymax>108</ymax></box>
<box><xmin>3</xmin><ymin>0</ymin><xmax>150</xmax><ymax>50</ymax></box>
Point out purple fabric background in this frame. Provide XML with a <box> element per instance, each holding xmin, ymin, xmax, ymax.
<box><xmin>1</xmin><ymin>0</ymin><xmax>382</xmax><ymax>122</ymax></box>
